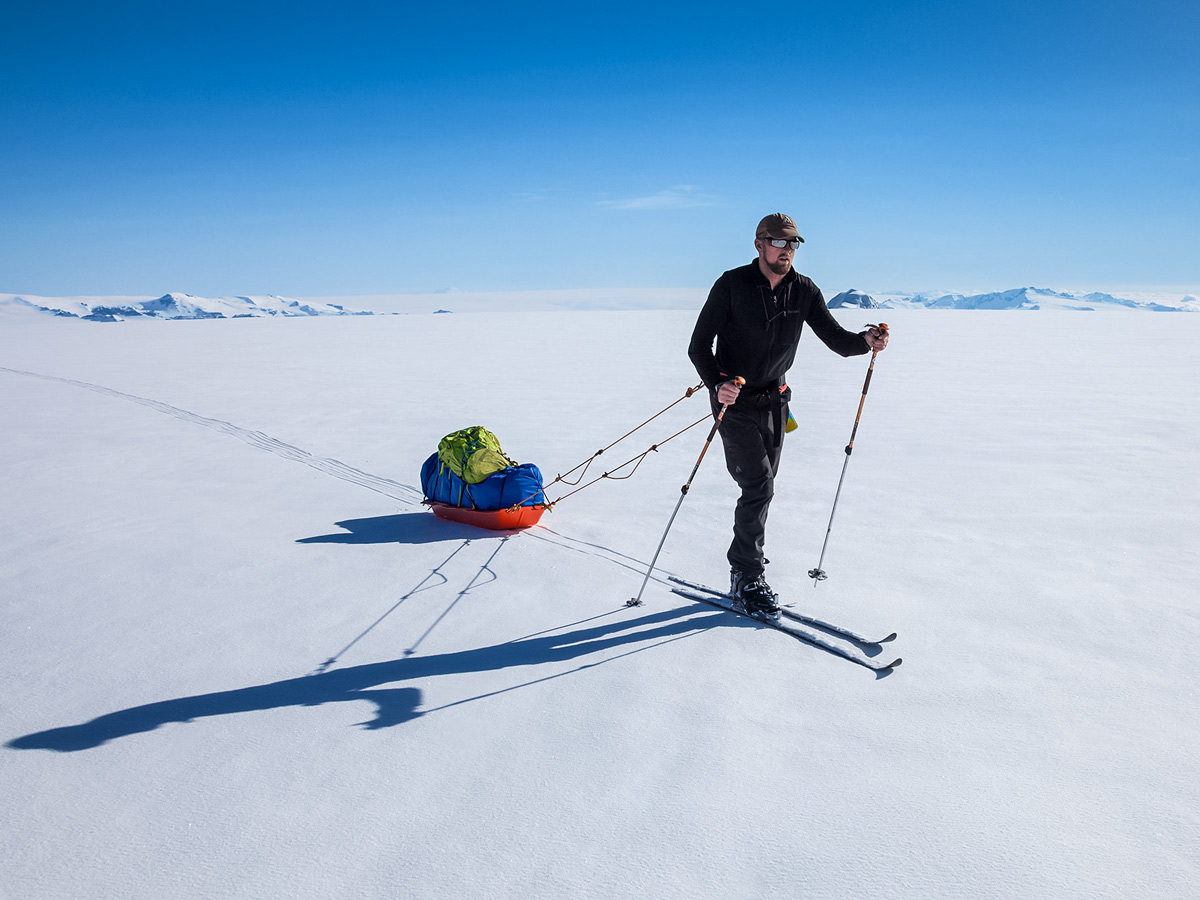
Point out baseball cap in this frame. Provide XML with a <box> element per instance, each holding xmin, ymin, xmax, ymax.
<box><xmin>755</xmin><ymin>213</ymin><xmax>804</xmax><ymax>242</ymax></box>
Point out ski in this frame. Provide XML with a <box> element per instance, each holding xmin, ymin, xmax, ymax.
<box><xmin>671</xmin><ymin>588</ymin><xmax>901</xmax><ymax>672</ymax></box>
<box><xmin>668</xmin><ymin>576</ymin><xmax>897</xmax><ymax>646</ymax></box>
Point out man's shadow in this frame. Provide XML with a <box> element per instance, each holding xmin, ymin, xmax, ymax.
<box><xmin>7</xmin><ymin>606</ymin><xmax>722</xmax><ymax>753</ymax></box>
<box><xmin>297</xmin><ymin>512</ymin><xmax>485</xmax><ymax>545</ymax></box>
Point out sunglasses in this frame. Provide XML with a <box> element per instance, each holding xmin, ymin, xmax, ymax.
<box><xmin>763</xmin><ymin>238</ymin><xmax>802</xmax><ymax>250</ymax></box>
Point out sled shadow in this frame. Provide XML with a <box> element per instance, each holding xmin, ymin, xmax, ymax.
<box><xmin>297</xmin><ymin>512</ymin><xmax>482</xmax><ymax>545</ymax></box>
<box><xmin>7</xmin><ymin>606</ymin><xmax>720</xmax><ymax>753</ymax></box>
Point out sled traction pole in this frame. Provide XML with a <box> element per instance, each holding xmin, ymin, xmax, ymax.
<box><xmin>809</xmin><ymin>324</ymin><xmax>888</xmax><ymax>585</ymax></box>
<box><xmin>629</xmin><ymin>377</ymin><xmax>744</xmax><ymax>607</ymax></box>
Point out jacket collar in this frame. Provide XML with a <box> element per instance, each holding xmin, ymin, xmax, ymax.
<box><xmin>748</xmin><ymin>258</ymin><xmax>800</xmax><ymax>291</ymax></box>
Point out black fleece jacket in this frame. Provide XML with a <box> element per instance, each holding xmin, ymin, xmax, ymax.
<box><xmin>688</xmin><ymin>259</ymin><xmax>869</xmax><ymax>392</ymax></box>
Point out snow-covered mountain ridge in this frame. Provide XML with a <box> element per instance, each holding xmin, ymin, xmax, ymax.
<box><xmin>2</xmin><ymin>286</ymin><xmax>1197</xmax><ymax>319</ymax></box>
<box><xmin>838</xmin><ymin>286</ymin><xmax>1198</xmax><ymax>311</ymax></box>
<box><xmin>0</xmin><ymin>292</ymin><xmax>373</xmax><ymax>321</ymax></box>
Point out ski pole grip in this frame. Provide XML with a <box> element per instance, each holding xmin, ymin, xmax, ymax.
<box><xmin>865</xmin><ymin>323</ymin><xmax>888</xmax><ymax>359</ymax></box>
<box><xmin>712</xmin><ymin>376</ymin><xmax>745</xmax><ymax>429</ymax></box>
<box><xmin>718</xmin><ymin>376</ymin><xmax>745</xmax><ymax>409</ymax></box>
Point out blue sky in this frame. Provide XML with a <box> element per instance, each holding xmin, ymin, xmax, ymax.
<box><xmin>2</xmin><ymin>0</ymin><xmax>1197</xmax><ymax>297</ymax></box>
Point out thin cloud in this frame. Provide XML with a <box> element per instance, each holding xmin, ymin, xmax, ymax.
<box><xmin>598</xmin><ymin>185</ymin><xmax>716</xmax><ymax>210</ymax></box>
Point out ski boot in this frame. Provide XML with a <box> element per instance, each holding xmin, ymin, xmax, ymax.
<box><xmin>730</xmin><ymin>569</ymin><xmax>781</xmax><ymax>619</ymax></box>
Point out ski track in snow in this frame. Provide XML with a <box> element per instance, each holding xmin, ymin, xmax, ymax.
<box><xmin>0</xmin><ymin>364</ymin><xmax>683</xmax><ymax>590</ymax></box>
<box><xmin>0</xmin><ymin>365</ymin><xmax>426</xmax><ymax>505</ymax></box>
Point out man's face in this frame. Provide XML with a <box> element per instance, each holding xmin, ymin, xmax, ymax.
<box><xmin>756</xmin><ymin>236</ymin><xmax>796</xmax><ymax>276</ymax></box>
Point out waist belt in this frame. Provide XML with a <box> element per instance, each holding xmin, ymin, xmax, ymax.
<box><xmin>717</xmin><ymin>375</ymin><xmax>789</xmax><ymax>448</ymax></box>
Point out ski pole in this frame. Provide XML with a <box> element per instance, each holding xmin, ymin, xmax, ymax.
<box><xmin>629</xmin><ymin>376</ymin><xmax>744</xmax><ymax>607</ymax></box>
<box><xmin>809</xmin><ymin>324</ymin><xmax>888</xmax><ymax>585</ymax></box>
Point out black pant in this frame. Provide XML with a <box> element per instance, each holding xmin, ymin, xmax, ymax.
<box><xmin>712</xmin><ymin>390</ymin><xmax>787</xmax><ymax>577</ymax></box>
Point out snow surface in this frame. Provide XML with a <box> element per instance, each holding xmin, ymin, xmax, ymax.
<box><xmin>2</xmin><ymin>308</ymin><xmax>1198</xmax><ymax>899</ymax></box>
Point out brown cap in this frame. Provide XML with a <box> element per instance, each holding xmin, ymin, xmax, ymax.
<box><xmin>755</xmin><ymin>213</ymin><xmax>804</xmax><ymax>242</ymax></box>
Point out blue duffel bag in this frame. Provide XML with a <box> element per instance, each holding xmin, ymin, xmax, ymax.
<box><xmin>420</xmin><ymin>452</ymin><xmax>546</xmax><ymax>510</ymax></box>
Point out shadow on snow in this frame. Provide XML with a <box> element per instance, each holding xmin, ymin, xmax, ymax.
<box><xmin>7</xmin><ymin>606</ymin><xmax>723</xmax><ymax>753</ymax></box>
<box><xmin>297</xmin><ymin>512</ymin><xmax>488</xmax><ymax>545</ymax></box>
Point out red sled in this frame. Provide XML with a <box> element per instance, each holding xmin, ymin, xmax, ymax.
<box><xmin>426</xmin><ymin>500</ymin><xmax>546</xmax><ymax>531</ymax></box>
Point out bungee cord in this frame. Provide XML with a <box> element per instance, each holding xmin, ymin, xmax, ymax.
<box><xmin>511</xmin><ymin>382</ymin><xmax>708</xmax><ymax>510</ymax></box>
<box><xmin>543</xmin><ymin>412</ymin><xmax>712</xmax><ymax>508</ymax></box>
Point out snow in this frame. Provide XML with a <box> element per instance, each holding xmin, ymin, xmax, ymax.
<box><xmin>2</xmin><ymin>307</ymin><xmax>1198</xmax><ymax>899</ymax></box>
<box><xmin>304</xmin><ymin>287</ymin><xmax>710</xmax><ymax>314</ymax></box>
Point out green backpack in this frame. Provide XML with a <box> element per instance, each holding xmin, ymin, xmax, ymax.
<box><xmin>437</xmin><ymin>426</ymin><xmax>518</xmax><ymax>484</ymax></box>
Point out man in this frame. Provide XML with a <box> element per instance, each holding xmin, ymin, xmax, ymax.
<box><xmin>688</xmin><ymin>212</ymin><xmax>889</xmax><ymax>616</ymax></box>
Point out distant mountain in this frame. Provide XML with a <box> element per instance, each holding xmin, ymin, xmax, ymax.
<box><xmin>2</xmin><ymin>292</ymin><xmax>373</xmax><ymax>321</ymax></box>
<box><xmin>866</xmin><ymin>286</ymin><xmax>1186</xmax><ymax>311</ymax></box>
<box><xmin>828</xmin><ymin>289</ymin><xmax>881</xmax><ymax>309</ymax></box>
<box><xmin>3</xmin><ymin>286</ymin><xmax>1193</xmax><ymax>319</ymax></box>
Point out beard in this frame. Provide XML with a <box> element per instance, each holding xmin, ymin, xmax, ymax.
<box><xmin>766</xmin><ymin>256</ymin><xmax>792</xmax><ymax>276</ymax></box>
